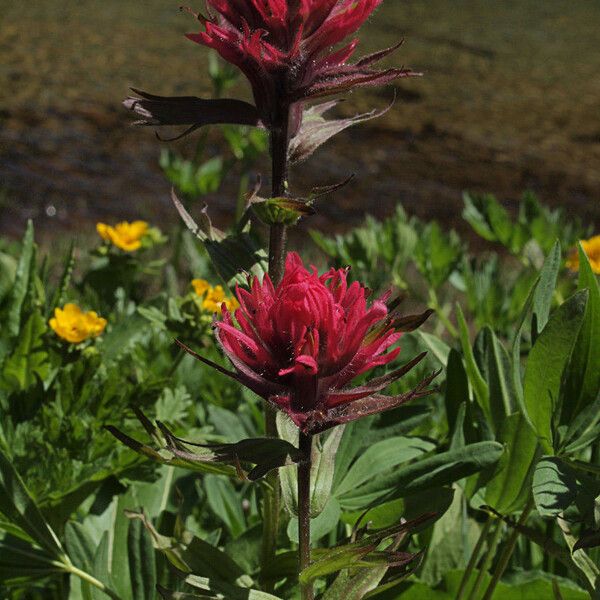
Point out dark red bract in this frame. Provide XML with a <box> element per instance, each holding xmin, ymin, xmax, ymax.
<box><xmin>181</xmin><ymin>253</ymin><xmax>436</xmax><ymax>433</ymax></box>
<box><xmin>186</xmin><ymin>0</ymin><xmax>418</xmax><ymax>126</ymax></box>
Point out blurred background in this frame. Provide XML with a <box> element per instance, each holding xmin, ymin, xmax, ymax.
<box><xmin>1</xmin><ymin>0</ymin><xmax>599</xmax><ymax>243</ymax></box>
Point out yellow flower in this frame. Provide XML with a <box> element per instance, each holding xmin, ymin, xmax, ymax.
<box><xmin>566</xmin><ymin>235</ymin><xmax>600</xmax><ymax>274</ymax></box>
<box><xmin>96</xmin><ymin>221</ymin><xmax>149</xmax><ymax>252</ymax></box>
<box><xmin>192</xmin><ymin>280</ymin><xmax>239</xmax><ymax>314</ymax></box>
<box><xmin>191</xmin><ymin>279</ymin><xmax>211</xmax><ymax>297</ymax></box>
<box><xmin>49</xmin><ymin>304</ymin><xmax>107</xmax><ymax>344</ymax></box>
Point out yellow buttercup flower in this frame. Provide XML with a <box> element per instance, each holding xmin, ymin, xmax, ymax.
<box><xmin>566</xmin><ymin>235</ymin><xmax>600</xmax><ymax>275</ymax></box>
<box><xmin>96</xmin><ymin>221</ymin><xmax>149</xmax><ymax>252</ymax></box>
<box><xmin>192</xmin><ymin>279</ymin><xmax>239</xmax><ymax>314</ymax></box>
<box><xmin>49</xmin><ymin>304</ymin><xmax>107</xmax><ymax>344</ymax></box>
<box><xmin>192</xmin><ymin>279</ymin><xmax>211</xmax><ymax>297</ymax></box>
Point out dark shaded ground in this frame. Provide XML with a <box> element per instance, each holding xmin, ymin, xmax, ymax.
<box><xmin>1</xmin><ymin>0</ymin><xmax>599</xmax><ymax>242</ymax></box>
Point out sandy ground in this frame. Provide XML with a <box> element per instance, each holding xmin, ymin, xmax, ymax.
<box><xmin>1</xmin><ymin>0</ymin><xmax>599</xmax><ymax>242</ymax></box>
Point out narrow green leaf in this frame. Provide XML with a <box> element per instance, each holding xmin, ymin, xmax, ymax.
<box><xmin>128</xmin><ymin>517</ymin><xmax>157</xmax><ymax>600</ymax></box>
<box><xmin>456</xmin><ymin>303</ymin><xmax>490</xmax><ymax>422</ymax></box>
<box><xmin>65</xmin><ymin>522</ymin><xmax>96</xmax><ymax>573</ymax></box>
<box><xmin>531</xmin><ymin>241</ymin><xmax>561</xmax><ymax>340</ymax></box>
<box><xmin>523</xmin><ymin>290</ymin><xmax>588</xmax><ymax>453</ymax></box>
<box><xmin>0</xmin><ymin>539</ymin><xmax>62</xmax><ymax>584</ymax></box>
<box><xmin>444</xmin><ymin>349</ymin><xmax>469</xmax><ymax>437</ymax></box>
<box><xmin>485</xmin><ymin>412</ymin><xmax>539</xmax><ymax>514</ymax></box>
<box><xmin>336</xmin><ymin>437</ymin><xmax>435</xmax><ymax>498</ymax></box>
<box><xmin>7</xmin><ymin>220</ymin><xmax>35</xmax><ymax>337</ymax></box>
<box><xmin>339</xmin><ymin>442</ymin><xmax>503</xmax><ymax>511</ymax></box>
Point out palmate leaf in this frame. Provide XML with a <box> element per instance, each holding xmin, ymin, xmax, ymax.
<box><xmin>2</xmin><ymin>310</ymin><xmax>50</xmax><ymax>392</ymax></box>
<box><xmin>0</xmin><ymin>447</ymin><xmax>64</xmax><ymax>560</ymax></box>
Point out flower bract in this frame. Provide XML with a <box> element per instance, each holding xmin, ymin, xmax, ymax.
<box><xmin>181</xmin><ymin>253</ymin><xmax>435</xmax><ymax>433</ymax></box>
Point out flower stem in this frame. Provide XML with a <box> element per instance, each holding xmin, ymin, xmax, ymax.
<box><xmin>455</xmin><ymin>517</ymin><xmax>492</xmax><ymax>600</ymax></box>
<box><xmin>260</xmin><ymin>105</ymin><xmax>291</xmax><ymax>589</ymax></box>
<box><xmin>465</xmin><ymin>518</ymin><xmax>503</xmax><ymax>600</ymax></box>
<box><xmin>482</xmin><ymin>498</ymin><xmax>534</xmax><ymax>600</ymax></box>
<box><xmin>298</xmin><ymin>431</ymin><xmax>314</xmax><ymax>600</ymax></box>
<box><xmin>60</xmin><ymin>561</ymin><xmax>121</xmax><ymax>599</ymax></box>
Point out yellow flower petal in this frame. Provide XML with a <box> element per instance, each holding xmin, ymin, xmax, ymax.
<box><xmin>96</xmin><ymin>220</ymin><xmax>149</xmax><ymax>252</ymax></box>
<box><xmin>568</xmin><ymin>235</ymin><xmax>600</xmax><ymax>275</ymax></box>
<box><xmin>192</xmin><ymin>279</ymin><xmax>211</xmax><ymax>297</ymax></box>
<box><xmin>49</xmin><ymin>303</ymin><xmax>107</xmax><ymax>344</ymax></box>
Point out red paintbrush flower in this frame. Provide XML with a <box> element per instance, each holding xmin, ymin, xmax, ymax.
<box><xmin>186</xmin><ymin>0</ymin><xmax>417</xmax><ymax>127</ymax></box>
<box><xmin>124</xmin><ymin>1</ymin><xmax>420</xmax><ymax>145</ymax></box>
<box><xmin>178</xmin><ymin>253</ymin><xmax>436</xmax><ymax>434</ymax></box>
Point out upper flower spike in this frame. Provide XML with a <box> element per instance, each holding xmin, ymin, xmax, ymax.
<box><xmin>179</xmin><ymin>252</ymin><xmax>436</xmax><ymax>434</ymax></box>
<box><xmin>186</xmin><ymin>0</ymin><xmax>418</xmax><ymax>127</ymax></box>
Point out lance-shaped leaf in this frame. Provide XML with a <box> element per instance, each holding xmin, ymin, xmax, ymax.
<box><xmin>123</xmin><ymin>89</ymin><xmax>262</xmax><ymax>140</ymax></box>
<box><xmin>126</xmin><ymin>510</ymin><xmax>252</xmax><ymax>586</ymax></box>
<box><xmin>172</xmin><ymin>190</ymin><xmax>268</xmax><ymax>287</ymax></box>
<box><xmin>288</xmin><ymin>98</ymin><xmax>395</xmax><ymax>164</ymax></box>
<box><xmin>299</xmin><ymin>514</ymin><xmax>434</xmax><ymax>585</ymax></box>
<box><xmin>523</xmin><ymin>290</ymin><xmax>588</xmax><ymax>453</ymax></box>
<box><xmin>158</xmin><ymin>574</ymin><xmax>283</xmax><ymax>600</ymax></box>
<box><xmin>107</xmin><ymin>409</ymin><xmax>300</xmax><ymax>480</ymax></box>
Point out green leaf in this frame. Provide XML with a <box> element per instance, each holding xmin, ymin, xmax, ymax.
<box><xmin>336</xmin><ymin>437</ymin><xmax>435</xmax><ymax>498</ymax></box>
<box><xmin>0</xmin><ymin>538</ymin><xmax>62</xmax><ymax>584</ymax></box>
<box><xmin>415</xmin><ymin>331</ymin><xmax>451</xmax><ymax>367</ymax></box>
<box><xmin>523</xmin><ymin>290</ymin><xmax>588</xmax><ymax>453</ymax></box>
<box><xmin>338</xmin><ymin>442</ymin><xmax>503</xmax><ymax>511</ymax></box>
<box><xmin>2</xmin><ymin>310</ymin><xmax>50</xmax><ymax>391</ymax></box>
<box><xmin>159</xmin><ymin>575</ymin><xmax>282</xmax><ymax>599</ymax></box>
<box><xmin>128</xmin><ymin>517</ymin><xmax>157</xmax><ymax>600</ymax></box>
<box><xmin>381</xmin><ymin>569</ymin><xmax>588</xmax><ymax>600</ymax></box>
<box><xmin>462</xmin><ymin>193</ymin><xmax>497</xmax><ymax>243</ymax></box>
<box><xmin>444</xmin><ymin>349</ymin><xmax>470</xmax><ymax>436</ymax></box>
<box><xmin>287</xmin><ymin>497</ymin><xmax>341</xmax><ymax>543</ymax></box>
<box><xmin>50</xmin><ymin>240</ymin><xmax>76</xmax><ymax>310</ymax></box>
<box><xmin>203</xmin><ymin>475</ymin><xmax>246</xmax><ymax>538</ymax></box>
<box><xmin>0</xmin><ymin>251</ymin><xmax>17</xmax><ymax>305</ymax></box>
<box><xmin>65</xmin><ymin>522</ymin><xmax>96</xmax><ymax>573</ymax></box>
<box><xmin>531</xmin><ymin>241</ymin><xmax>561</xmax><ymax>340</ymax></box>
<box><xmin>342</xmin><ymin>487</ymin><xmax>455</xmax><ymax>531</ymax></box>
<box><xmin>477</xmin><ymin>327</ymin><xmax>517</xmax><ymax>433</ymax></box>
<box><xmin>485</xmin><ymin>412</ymin><xmax>539</xmax><ymax>514</ymax></box>
<box><xmin>278</xmin><ymin>416</ymin><xmax>342</xmax><ymax>518</ymax></box>
<box><xmin>91</xmin><ymin>531</ymin><xmax>113</xmax><ymax>600</ymax></box>
<box><xmin>533</xmin><ymin>456</ymin><xmax>600</xmax><ymax>519</ymax></box>
<box><xmin>6</xmin><ymin>220</ymin><xmax>35</xmax><ymax>338</ymax></box>
<box><xmin>456</xmin><ymin>303</ymin><xmax>490</xmax><ymax>422</ymax></box>
<box><xmin>561</xmin><ymin>244</ymin><xmax>600</xmax><ymax>425</ymax></box>
<box><xmin>0</xmin><ymin>446</ymin><xmax>64</xmax><ymax>559</ymax></box>
<box><xmin>299</xmin><ymin>516</ymin><xmax>429</xmax><ymax>585</ymax></box>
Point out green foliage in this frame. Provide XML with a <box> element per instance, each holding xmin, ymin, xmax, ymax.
<box><xmin>0</xmin><ymin>191</ymin><xmax>598</xmax><ymax>599</ymax></box>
